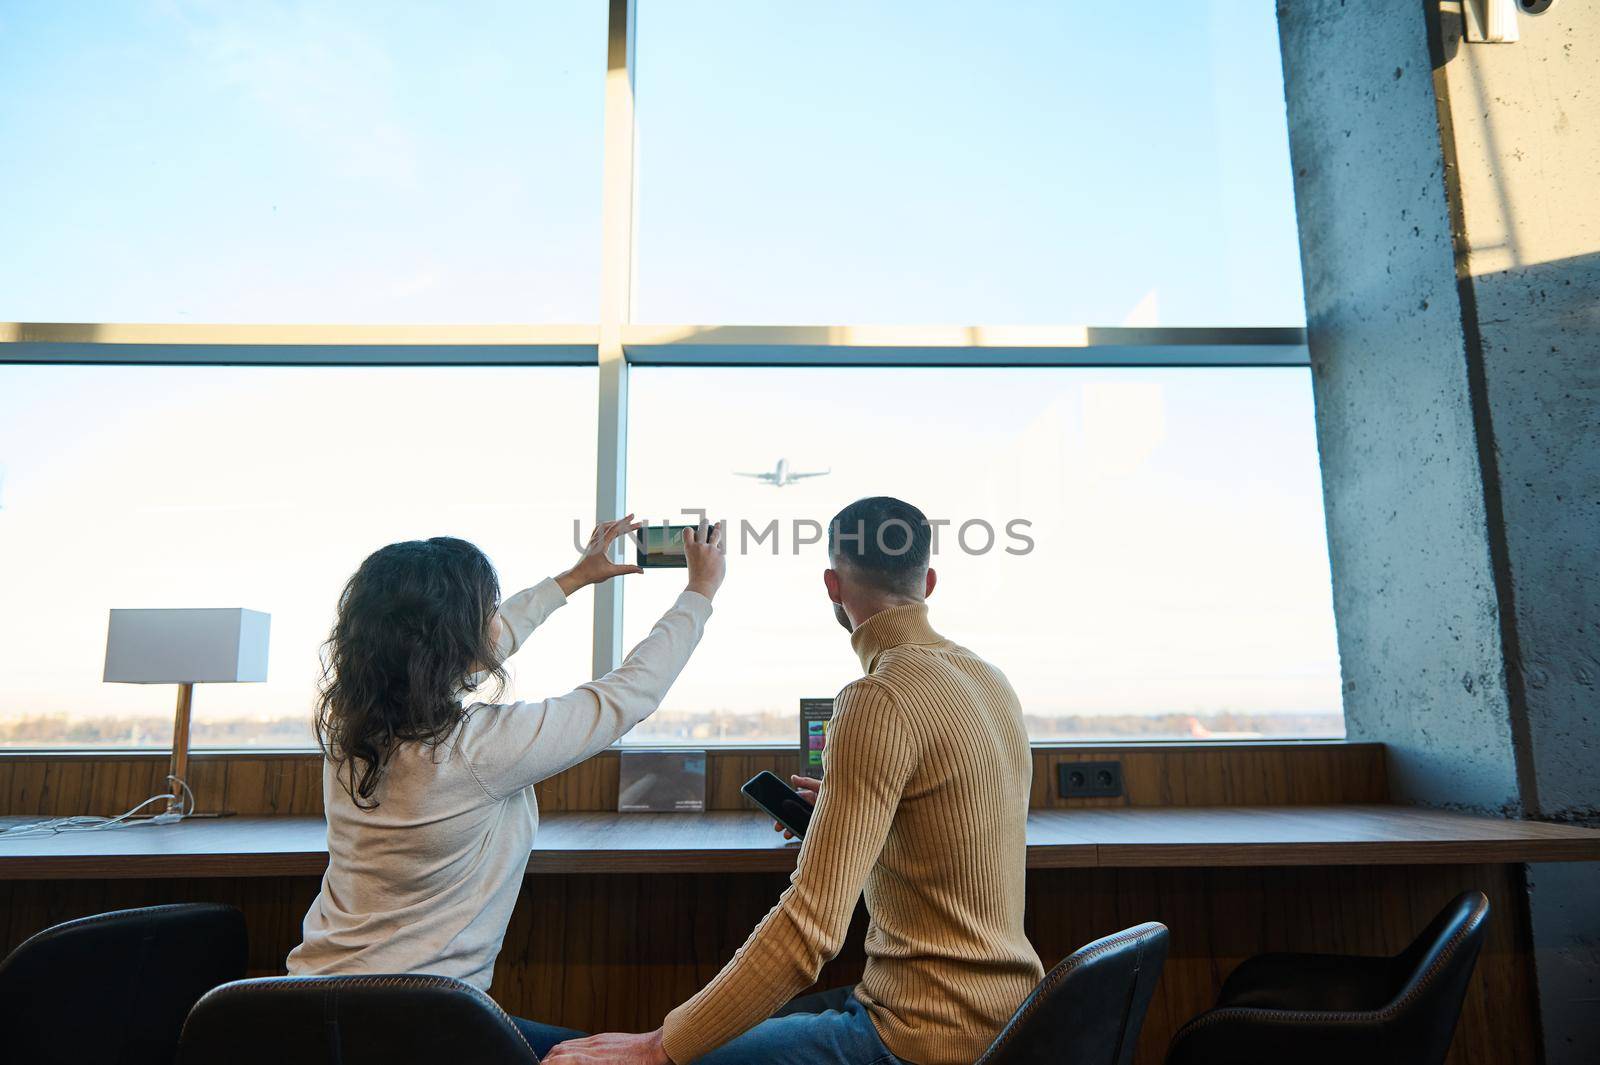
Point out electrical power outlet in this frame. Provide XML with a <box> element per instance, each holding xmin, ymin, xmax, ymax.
<box><xmin>1058</xmin><ymin>760</ymin><xmax>1123</xmax><ymax>799</ymax></box>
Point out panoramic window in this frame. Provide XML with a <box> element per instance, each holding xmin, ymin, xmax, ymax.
<box><xmin>0</xmin><ymin>1</ymin><xmax>604</xmax><ymax>323</ymax></box>
<box><xmin>1</xmin><ymin>1</ymin><xmax>1337</xmax><ymax>750</ymax></box>
<box><xmin>620</xmin><ymin>367</ymin><xmax>1341</xmax><ymax>745</ymax></box>
<box><xmin>631</xmin><ymin>0</ymin><xmax>1304</xmax><ymax>326</ymax></box>
<box><xmin>0</xmin><ymin>366</ymin><xmax>597</xmax><ymax>748</ymax></box>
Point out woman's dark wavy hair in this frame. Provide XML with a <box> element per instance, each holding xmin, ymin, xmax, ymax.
<box><xmin>315</xmin><ymin>537</ymin><xmax>507</xmax><ymax>809</ymax></box>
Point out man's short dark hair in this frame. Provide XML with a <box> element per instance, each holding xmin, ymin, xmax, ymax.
<box><xmin>828</xmin><ymin>497</ymin><xmax>931</xmax><ymax>596</ymax></box>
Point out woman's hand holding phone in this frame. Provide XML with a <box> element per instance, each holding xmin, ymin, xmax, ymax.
<box><xmin>556</xmin><ymin>515</ymin><xmax>645</xmax><ymax>597</ymax></box>
<box><xmin>683</xmin><ymin>520</ymin><xmax>728</xmax><ymax>601</ymax></box>
<box><xmin>773</xmin><ymin>774</ymin><xmax>821</xmax><ymax>840</ymax></box>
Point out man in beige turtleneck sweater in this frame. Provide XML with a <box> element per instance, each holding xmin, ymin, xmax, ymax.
<box><xmin>547</xmin><ymin>497</ymin><xmax>1043</xmax><ymax>1065</ymax></box>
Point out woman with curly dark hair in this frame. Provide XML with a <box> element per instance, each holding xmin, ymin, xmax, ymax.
<box><xmin>287</xmin><ymin>517</ymin><xmax>726</xmax><ymax>1052</ymax></box>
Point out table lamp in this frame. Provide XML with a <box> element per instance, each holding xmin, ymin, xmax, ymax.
<box><xmin>103</xmin><ymin>608</ymin><xmax>271</xmax><ymax>814</ymax></box>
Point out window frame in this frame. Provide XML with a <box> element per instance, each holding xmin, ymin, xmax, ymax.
<box><xmin>0</xmin><ymin>0</ymin><xmax>1321</xmax><ymax>752</ymax></box>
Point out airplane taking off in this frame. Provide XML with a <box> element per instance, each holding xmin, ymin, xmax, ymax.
<box><xmin>735</xmin><ymin>458</ymin><xmax>830</xmax><ymax>488</ymax></box>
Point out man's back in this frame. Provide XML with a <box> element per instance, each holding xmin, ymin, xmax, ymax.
<box><xmin>662</xmin><ymin>602</ymin><xmax>1043</xmax><ymax>1065</ymax></box>
<box><xmin>847</xmin><ymin>604</ymin><xmax>1044</xmax><ymax>1062</ymax></box>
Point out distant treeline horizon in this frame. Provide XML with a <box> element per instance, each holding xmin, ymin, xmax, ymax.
<box><xmin>0</xmin><ymin>707</ymin><xmax>1345</xmax><ymax>748</ymax></box>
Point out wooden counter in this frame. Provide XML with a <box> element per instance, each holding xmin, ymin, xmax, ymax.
<box><xmin>4</xmin><ymin>805</ymin><xmax>1597</xmax><ymax>880</ymax></box>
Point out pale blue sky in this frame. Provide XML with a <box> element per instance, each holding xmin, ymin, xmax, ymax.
<box><xmin>0</xmin><ymin>0</ymin><xmax>1303</xmax><ymax>326</ymax></box>
<box><xmin>634</xmin><ymin>0</ymin><xmax>1305</xmax><ymax>325</ymax></box>
<box><xmin>0</xmin><ymin>0</ymin><xmax>605</xmax><ymax>322</ymax></box>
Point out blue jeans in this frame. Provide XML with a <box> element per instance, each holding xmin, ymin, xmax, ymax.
<box><xmin>512</xmin><ymin>1016</ymin><xmax>585</xmax><ymax>1058</ymax></box>
<box><xmin>514</xmin><ymin>988</ymin><xmax>903</xmax><ymax>1065</ymax></box>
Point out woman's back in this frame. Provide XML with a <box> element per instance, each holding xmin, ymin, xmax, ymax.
<box><xmin>286</xmin><ymin>523</ymin><xmax>725</xmax><ymax>990</ymax></box>
<box><xmin>289</xmin><ymin>713</ymin><xmax>542</xmax><ymax>989</ymax></box>
<box><xmin>289</xmin><ymin>576</ymin><xmax>715</xmax><ymax>989</ymax></box>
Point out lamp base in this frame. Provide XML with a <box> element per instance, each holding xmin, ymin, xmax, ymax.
<box><xmin>167</xmin><ymin>682</ymin><xmax>193</xmax><ymax>815</ymax></box>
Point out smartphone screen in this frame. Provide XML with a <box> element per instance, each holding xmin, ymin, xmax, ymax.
<box><xmin>636</xmin><ymin>524</ymin><xmax>694</xmax><ymax>569</ymax></box>
<box><xmin>741</xmin><ymin>771</ymin><xmax>812</xmax><ymax>839</ymax></box>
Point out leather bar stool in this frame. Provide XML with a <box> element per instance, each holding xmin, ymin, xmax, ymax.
<box><xmin>177</xmin><ymin>973</ymin><xmax>541</xmax><ymax>1064</ymax></box>
<box><xmin>0</xmin><ymin>902</ymin><xmax>247</xmax><ymax>1065</ymax></box>
<box><xmin>1166</xmin><ymin>890</ymin><xmax>1490</xmax><ymax>1065</ymax></box>
<box><xmin>976</xmin><ymin>921</ymin><xmax>1170</xmax><ymax>1065</ymax></box>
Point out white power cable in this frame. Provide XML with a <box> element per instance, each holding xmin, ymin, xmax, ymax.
<box><xmin>0</xmin><ymin>775</ymin><xmax>195</xmax><ymax>839</ymax></box>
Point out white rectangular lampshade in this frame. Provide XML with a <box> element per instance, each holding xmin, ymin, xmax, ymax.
<box><xmin>103</xmin><ymin>608</ymin><xmax>271</xmax><ymax>684</ymax></box>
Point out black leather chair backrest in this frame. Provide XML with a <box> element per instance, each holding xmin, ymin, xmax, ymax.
<box><xmin>976</xmin><ymin>921</ymin><xmax>1169</xmax><ymax>1065</ymax></box>
<box><xmin>1391</xmin><ymin>891</ymin><xmax>1487</xmax><ymax>996</ymax></box>
<box><xmin>1375</xmin><ymin>890</ymin><xmax>1491</xmax><ymax>1062</ymax></box>
<box><xmin>1166</xmin><ymin>891</ymin><xmax>1490</xmax><ymax>1065</ymax></box>
<box><xmin>0</xmin><ymin>902</ymin><xmax>247</xmax><ymax>1065</ymax></box>
<box><xmin>177</xmin><ymin>974</ymin><xmax>541</xmax><ymax>1065</ymax></box>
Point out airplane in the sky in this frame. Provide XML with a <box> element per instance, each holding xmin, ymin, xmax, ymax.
<box><xmin>734</xmin><ymin>458</ymin><xmax>831</xmax><ymax>488</ymax></box>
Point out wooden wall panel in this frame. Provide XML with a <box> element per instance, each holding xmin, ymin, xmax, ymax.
<box><xmin>0</xmin><ymin>862</ymin><xmax>1531</xmax><ymax>1065</ymax></box>
<box><xmin>1025</xmin><ymin>743</ymin><xmax>1389</xmax><ymax>808</ymax></box>
<box><xmin>0</xmin><ymin>742</ymin><xmax>1387</xmax><ymax>818</ymax></box>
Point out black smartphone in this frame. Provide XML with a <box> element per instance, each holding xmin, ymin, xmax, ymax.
<box><xmin>741</xmin><ymin>771</ymin><xmax>813</xmax><ymax>840</ymax></box>
<box><xmin>635</xmin><ymin>524</ymin><xmax>698</xmax><ymax>569</ymax></box>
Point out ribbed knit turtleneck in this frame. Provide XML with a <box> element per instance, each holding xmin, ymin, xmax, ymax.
<box><xmin>849</xmin><ymin>601</ymin><xmax>943</xmax><ymax>672</ymax></box>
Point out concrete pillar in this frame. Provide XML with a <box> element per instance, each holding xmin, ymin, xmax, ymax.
<box><xmin>1277</xmin><ymin>2</ymin><xmax>1598</xmax><ymax>1060</ymax></box>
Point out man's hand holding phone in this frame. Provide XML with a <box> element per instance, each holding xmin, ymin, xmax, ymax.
<box><xmin>773</xmin><ymin>774</ymin><xmax>820</xmax><ymax>840</ymax></box>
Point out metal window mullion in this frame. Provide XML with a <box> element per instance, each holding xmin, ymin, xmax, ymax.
<box><xmin>618</xmin><ymin>325</ymin><xmax>1310</xmax><ymax>368</ymax></box>
<box><xmin>0</xmin><ymin>324</ymin><xmax>602</xmax><ymax>366</ymax></box>
<box><xmin>592</xmin><ymin>0</ymin><xmax>638</xmax><ymax>680</ymax></box>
